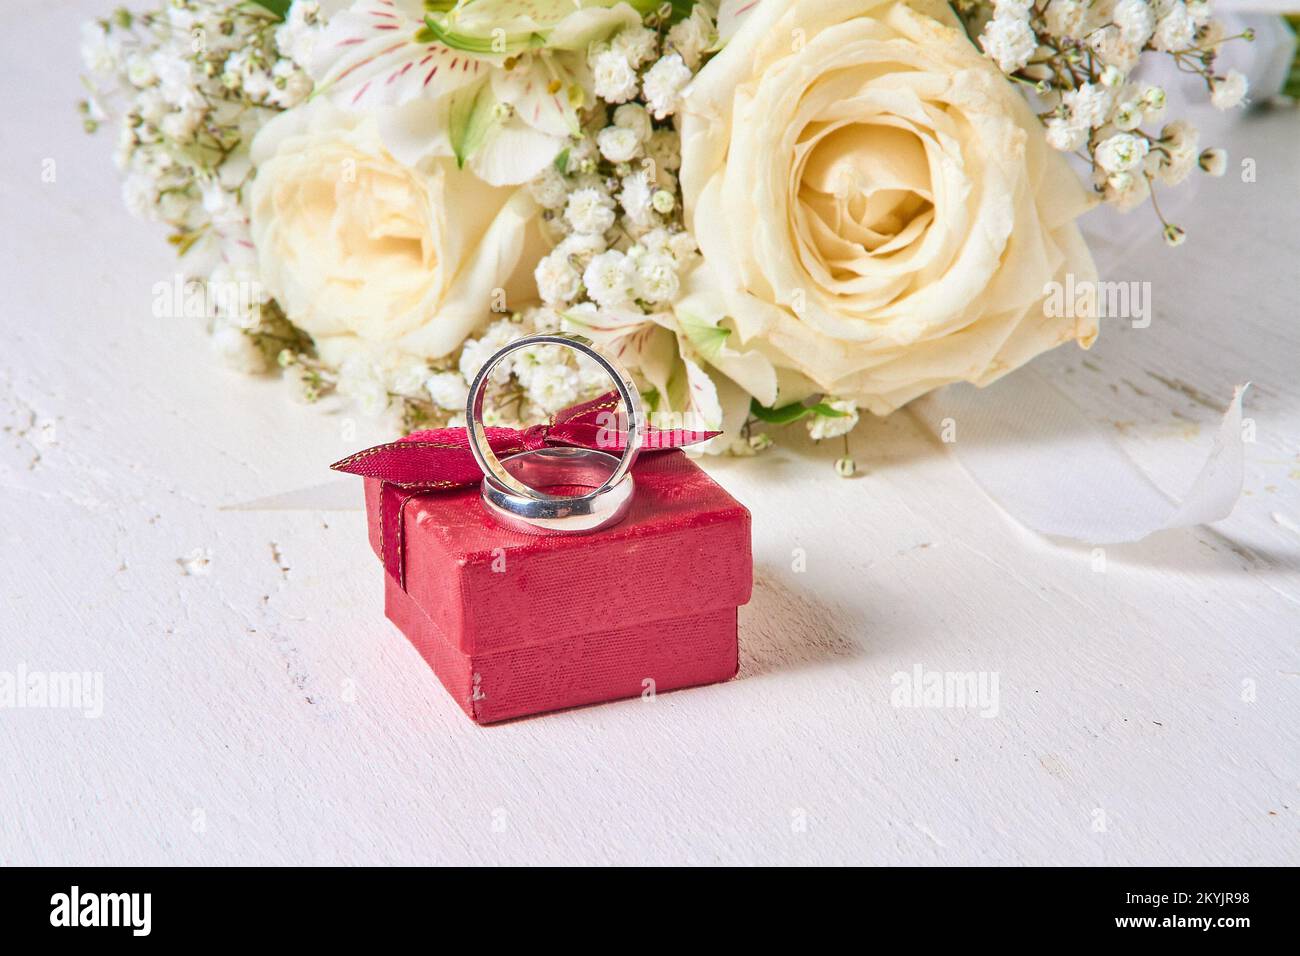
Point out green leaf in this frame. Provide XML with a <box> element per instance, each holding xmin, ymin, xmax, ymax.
<box><xmin>809</xmin><ymin>402</ymin><xmax>850</xmax><ymax>418</ymax></box>
<box><xmin>677</xmin><ymin>312</ymin><xmax>731</xmax><ymax>362</ymax></box>
<box><xmin>552</xmin><ymin>147</ymin><xmax>570</xmax><ymax>173</ymax></box>
<box><xmin>246</xmin><ymin>0</ymin><xmax>291</xmax><ymax>21</ymax></box>
<box><xmin>749</xmin><ymin>398</ymin><xmax>849</xmax><ymax>425</ymax></box>
<box><xmin>749</xmin><ymin>398</ymin><xmax>814</xmax><ymax>425</ymax></box>
<box><xmin>447</xmin><ymin>81</ymin><xmax>498</xmax><ymax>169</ymax></box>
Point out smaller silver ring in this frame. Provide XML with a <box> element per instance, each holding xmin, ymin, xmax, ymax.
<box><xmin>481</xmin><ymin>447</ymin><xmax>634</xmax><ymax>535</ymax></box>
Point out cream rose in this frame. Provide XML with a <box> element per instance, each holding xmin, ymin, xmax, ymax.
<box><xmin>681</xmin><ymin>0</ymin><xmax>1099</xmax><ymax>414</ymax></box>
<box><xmin>249</xmin><ymin>98</ymin><xmax>539</xmax><ymax>367</ymax></box>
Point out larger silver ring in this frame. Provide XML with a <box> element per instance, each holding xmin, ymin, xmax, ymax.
<box><xmin>465</xmin><ymin>333</ymin><xmax>643</xmax><ymax>533</ymax></box>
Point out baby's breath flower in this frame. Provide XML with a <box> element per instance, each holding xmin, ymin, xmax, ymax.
<box><xmin>617</xmin><ymin>171</ymin><xmax>658</xmax><ymax>229</ymax></box>
<box><xmin>642</xmin><ymin>53</ymin><xmax>692</xmax><ymax>119</ymax></box>
<box><xmin>613</xmin><ymin>103</ymin><xmax>652</xmax><ymax>143</ymax></box>
<box><xmin>1163</xmin><ymin>223</ymin><xmax>1187</xmax><ymax>247</ymax></box>
<box><xmin>1153</xmin><ymin>1</ymin><xmax>1195</xmax><ymax>53</ymax></box>
<box><xmin>1044</xmin><ymin>117</ymin><xmax>1086</xmax><ymax>152</ymax></box>
<box><xmin>535</xmin><ymin>249</ymin><xmax>583</xmax><ymax>306</ymax></box>
<box><xmin>522</xmin><ymin>362</ymin><xmax>580</xmax><ymax>414</ymax></box>
<box><xmin>667</xmin><ymin>230</ymin><xmax>699</xmax><ymax>263</ymax></box>
<box><xmin>1141</xmin><ymin>84</ymin><xmax>1168</xmax><ymax>118</ymax></box>
<box><xmin>1090</xmin><ymin>27</ymin><xmax>1140</xmax><ymax>72</ymax></box>
<box><xmin>1112</xmin><ymin>100</ymin><xmax>1142</xmax><ymax>132</ymax></box>
<box><xmin>808</xmin><ymin>400</ymin><xmax>859</xmax><ymax>441</ymax></box>
<box><xmin>425</xmin><ymin>371</ymin><xmax>468</xmax><ymax>411</ymax></box>
<box><xmin>1063</xmin><ymin>83</ymin><xmax>1112</xmax><ymax>129</ymax></box>
<box><xmin>1156</xmin><ymin>122</ymin><xmax>1200</xmax><ymax>185</ymax></box>
<box><xmin>651</xmin><ymin>189</ymin><xmax>675</xmax><ymax>215</ymax></box>
<box><xmin>1114</xmin><ymin>0</ymin><xmax>1157</xmax><ymax>48</ymax></box>
<box><xmin>596</xmin><ymin>125</ymin><xmax>641</xmax><ymax>164</ymax></box>
<box><xmin>1044</xmin><ymin>0</ymin><xmax>1088</xmax><ymax>40</ymax></box>
<box><xmin>666</xmin><ymin>5</ymin><xmax>715</xmax><ymax>70</ymax></box>
<box><xmin>980</xmin><ymin>15</ymin><xmax>1037</xmax><ymax>74</ymax></box>
<box><xmin>631</xmin><ymin>250</ymin><xmax>679</xmax><ymax>305</ymax></box>
<box><xmin>564</xmin><ymin>186</ymin><xmax>616</xmax><ymax>235</ymax></box>
<box><xmin>591</xmin><ymin>48</ymin><xmax>639</xmax><ymax>104</ymax></box>
<box><xmin>556</xmin><ymin>231</ymin><xmax>609</xmax><ymax>267</ymax></box>
<box><xmin>1095</xmin><ymin>132</ymin><xmax>1149</xmax><ymax>173</ymax></box>
<box><xmin>647</xmin><ymin>128</ymin><xmax>681</xmax><ymax>172</ymax></box>
<box><xmin>529</xmin><ymin>167</ymin><xmax>569</xmax><ymax>210</ymax></box>
<box><xmin>211</xmin><ymin>324</ymin><xmax>267</xmax><ymax>374</ymax></box>
<box><xmin>1210</xmin><ymin>70</ymin><xmax>1248</xmax><ymax>110</ymax></box>
<box><xmin>1198</xmin><ymin>147</ymin><xmax>1227</xmax><ymax>176</ymax></box>
<box><xmin>583</xmin><ymin>250</ymin><xmax>635</xmax><ymax>308</ymax></box>
<box><xmin>611</xmin><ymin>25</ymin><xmax>659</xmax><ymax>69</ymax></box>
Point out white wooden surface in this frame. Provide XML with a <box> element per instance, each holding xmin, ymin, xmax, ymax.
<box><xmin>1</xmin><ymin>2</ymin><xmax>1297</xmax><ymax>866</ymax></box>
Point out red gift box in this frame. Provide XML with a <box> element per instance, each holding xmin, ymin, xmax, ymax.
<box><xmin>363</xmin><ymin>450</ymin><xmax>751</xmax><ymax>723</ymax></box>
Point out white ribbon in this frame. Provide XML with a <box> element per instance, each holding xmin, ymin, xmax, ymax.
<box><xmin>912</xmin><ymin>369</ymin><xmax>1249</xmax><ymax>543</ymax></box>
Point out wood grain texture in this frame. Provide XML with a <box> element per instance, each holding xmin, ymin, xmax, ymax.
<box><xmin>0</xmin><ymin>1</ymin><xmax>1295</xmax><ymax>865</ymax></box>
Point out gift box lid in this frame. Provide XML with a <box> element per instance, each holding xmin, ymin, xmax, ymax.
<box><xmin>364</xmin><ymin>450</ymin><xmax>752</xmax><ymax>655</ymax></box>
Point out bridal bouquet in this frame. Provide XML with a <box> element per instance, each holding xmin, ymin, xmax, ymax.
<box><xmin>80</xmin><ymin>0</ymin><xmax>1251</xmax><ymax>467</ymax></box>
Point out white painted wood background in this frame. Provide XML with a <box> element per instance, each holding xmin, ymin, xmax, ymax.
<box><xmin>1</xmin><ymin>2</ymin><xmax>1296</xmax><ymax>866</ymax></box>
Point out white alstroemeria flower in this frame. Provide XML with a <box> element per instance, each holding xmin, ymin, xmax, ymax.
<box><xmin>562</xmin><ymin>263</ymin><xmax>779</xmax><ymax>453</ymax></box>
<box><xmin>308</xmin><ymin>0</ymin><xmax>647</xmax><ymax>185</ymax></box>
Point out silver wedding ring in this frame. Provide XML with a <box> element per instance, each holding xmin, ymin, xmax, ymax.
<box><xmin>465</xmin><ymin>333</ymin><xmax>643</xmax><ymax>535</ymax></box>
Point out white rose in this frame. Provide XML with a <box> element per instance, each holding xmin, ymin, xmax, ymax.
<box><xmin>680</xmin><ymin>0</ymin><xmax>1098</xmax><ymax>414</ymax></box>
<box><xmin>249</xmin><ymin>99</ymin><xmax>539</xmax><ymax>368</ymax></box>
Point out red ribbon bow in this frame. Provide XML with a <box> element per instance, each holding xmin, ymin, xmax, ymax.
<box><xmin>332</xmin><ymin>391</ymin><xmax>718</xmax><ymax>588</ymax></box>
